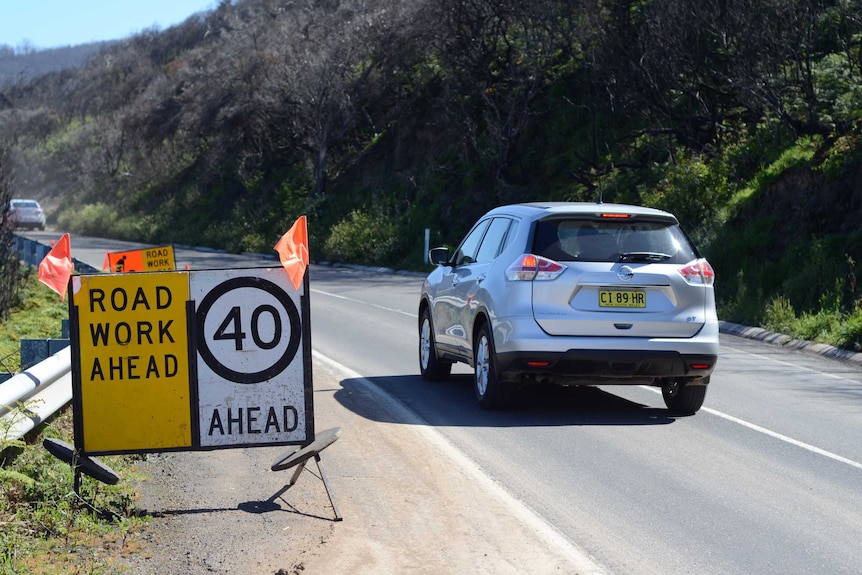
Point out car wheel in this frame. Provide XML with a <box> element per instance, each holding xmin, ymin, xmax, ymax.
<box><xmin>474</xmin><ymin>323</ymin><xmax>514</xmax><ymax>410</ymax></box>
<box><xmin>662</xmin><ymin>377</ymin><xmax>708</xmax><ymax>414</ymax></box>
<box><xmin>419</xmin><ymin>308</ymin><xmax>451</xmax><ymax>381</ymax></box>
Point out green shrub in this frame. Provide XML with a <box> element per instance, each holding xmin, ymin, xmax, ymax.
<box><xmin>817</xmin><ymin>134</ymin><xmax>862</xmax><ymax>179</ymax></box>
<box><xmin>763</xmin><ymin>295</ymin><xmax>797</xmax><ymax>335</ymax></box>
<box><xmin>760</xmin><ymin>295</ymin><xmax>862</xmax><ymax>351</ymax></box>
<box><xmin>56</xmin><ymin>203</ymin><xmax>118</xmax><ymax>237</ymax></box>
<box><xmin>813</xmin><ymin>53</ymin><xmax>862</xmax><ymax>123</ymax></box>
<box><xmin>752</xmin><ymin>137</ymin><xmax>819</xmax><ymax>191</ymax></box>
<box><xmin>778</xmin><ymin>239</ymin><xmax>853</xmax><ymax>313</ymax></box>
<box><xmin>323</xmin><ymin>209</ymin><xmax>398</xmax><ymax>266</ymax></box>
<box><xmin>641</xmin><ymin>152</ymin><xmax>731</xmax><ymax>245</ymax></box>
<box><xmin>795</xmin><ymin>309</ymin><xmax>843</xmax><ymax>344</ymax></box>
<box><xmin>832</xmin><ymin>308</ymin><xmax>862</xmax><ymax>351</ymax></box>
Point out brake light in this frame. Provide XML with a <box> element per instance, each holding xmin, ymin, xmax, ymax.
<box><xmin>506</xmin><ymin>254</ymin><xmax>566</xmax><ymax>281</ymax></box>
<box><xmin>600</xmin><ymin>213</ymin><xmax>631</xmax><ymax>219</ymax></box>
<box><xmin>679</xmin><ymin>259</ymin><xmax>715</xmax><ymax>286</ymax></box>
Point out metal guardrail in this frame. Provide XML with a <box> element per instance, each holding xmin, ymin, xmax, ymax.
<box><xmin>0</xmin><ymin>346</ymin><xmax>72</xmax><ymax>441</ymax></box>
<box><xmin>14</xmin><ymin>234</ymin><xmax>100</xmax><ymax>273</ymax></box>
<box><xmin>0</xmin><ymin>235</ymin><xmax>85</xmax><ymax>441</ymax></box>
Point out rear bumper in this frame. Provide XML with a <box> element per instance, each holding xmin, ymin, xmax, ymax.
<box><xmin>13</xmin><ymin>218</ymin><xmax>45</xmax><ymax>227</ymax></box>
<box><xmin>495</xmin><ymin>348</ymin><xmax>716</xmax><ymax>384</ymax></box>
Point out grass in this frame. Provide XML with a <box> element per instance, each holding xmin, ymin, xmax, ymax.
<box><xmin>762</xmin><ymin>295</ymin><xmax>862</xmax><ymax>352</ymax></box>
<box><xmin>0</xmin><ymin>269</ymin><xmax>69</xmax><ymax>372</ymax></box>
<box><xmin>1</xmin><ymin>271</ymin><xmax>150</xmax><ymax>574</ymax></box>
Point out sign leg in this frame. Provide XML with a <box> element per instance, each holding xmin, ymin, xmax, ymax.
<box><xmin>289</xmin><ymin>459</ymin><xmax>308</xmax><ymax>486</ymax></box>
<box><xmin>313</xmin><ymin>454</ymin><xmax>342</xmax><ymax>522</ymax></box>
<box><xmin>270</xmin><ymin>428</ymin><xmax>343</xmax><ymax>521</ymax></box>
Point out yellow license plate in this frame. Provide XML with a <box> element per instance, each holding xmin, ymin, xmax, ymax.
<box><xmin>599</xmin><ymin>289</ymin><xmax>646</xmax><ymax>308</ymax></box>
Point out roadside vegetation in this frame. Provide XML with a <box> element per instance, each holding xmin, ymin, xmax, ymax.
<box><xmin>0</xmin><ymin>409</ymin><xmax>147</xmax><ymax>574</ymax></box>
<box><xmin>0</xmin><ymin>146</ymin><xmax>27</xmax><ymax>326</ymax></box>
<box><xmin>0</xmin><ymin>270</ymin><xmax>67</xmax><ymax>370</ymax></box>
<box><xmin>0</xmin><ymin>273</ymin><xmax>147</xmax><ymax>574</ymax></box>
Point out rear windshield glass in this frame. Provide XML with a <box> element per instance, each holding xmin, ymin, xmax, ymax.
<box><xmin>532</xmin><ymin>219</ymin><xmax>697</xmax><ymax>263</ymax></box>
<box><xmin>12</xmin><ymin>200</ymin><xmax>39</xmax><ymax>209</ymax></box>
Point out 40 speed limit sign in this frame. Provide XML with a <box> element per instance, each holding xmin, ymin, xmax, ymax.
<box><xmin>191</xmin><ymin>268</ymin><xmax>311</xmax><ymax>448</ymax></box>
<box><xmin>69</xmin><ymin>267</ymin><xmax>313</xmax><ymax>455</ymax></box>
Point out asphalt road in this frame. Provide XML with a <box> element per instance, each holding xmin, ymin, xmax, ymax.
<box><xmin>24</xmin><ymin>231</ymin><xmax>862</xmax><ymax>574</ymax></box>
<box><xmin>308</xmin><ymin>266</ymin><xmax>862</xmax><ymax>575</ymax></box>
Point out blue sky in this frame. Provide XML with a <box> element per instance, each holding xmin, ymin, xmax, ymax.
<box><xmin>0</xmin><ymin>1</ymin><xmax>217</xmax><ymax>50</ymax></box>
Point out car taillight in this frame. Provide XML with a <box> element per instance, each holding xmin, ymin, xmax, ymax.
<box><xmin>679</xmin><ymin>259</ymin><xmax>715</xmax><ymax>286</ymax></box>
<box><xmin>506</xmin><ymin>254</ymin><xmax>566</xmax><ymax>281</ymax></box>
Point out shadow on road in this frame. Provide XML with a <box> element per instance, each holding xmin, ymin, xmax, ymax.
<box><xmin>333</xmin><ymin>374</ymin><xmax>678</xmax><ymax>428</ymax></box>
<box><xmin>140</xmin><ymin>498</ymin><xmax>334</xmax><ymax>522</ymax></box>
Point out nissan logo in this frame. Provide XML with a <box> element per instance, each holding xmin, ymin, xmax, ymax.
<box><xmin>617</xmin><ymin>266</ymin><xmax>635</xmax><ymax>281</ymax></box>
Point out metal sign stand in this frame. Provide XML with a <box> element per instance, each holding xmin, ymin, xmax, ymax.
<box><xmin>270</xmin><ymin>427</ymin><xmax>343</xmax><ymax>521</ymax></box>
<box><xmin>42</xmin><ymin>438</ymin><xmax>122</xmax><ymax>519</ymax></box>
<box><xmin>43</xmin><ymin>438</ymin><xmax>120</xmax><ymax>489</ymax></box>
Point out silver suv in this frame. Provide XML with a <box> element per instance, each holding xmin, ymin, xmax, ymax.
<box><xmin>418</xmin><ymin>202</ymin><xmax>718</xmax><ymax>413</ymax></box>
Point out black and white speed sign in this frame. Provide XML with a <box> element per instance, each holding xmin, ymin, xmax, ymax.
<box><xmin>190</xmin><ymin>268</ymin><xmax>312</xmax><ymax>448</ymax></box>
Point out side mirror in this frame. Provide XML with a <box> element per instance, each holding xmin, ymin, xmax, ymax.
<box><xmin>428</xmin><ymin>247</ymin><xmax>450</xmax><ymax>266</ymax></box>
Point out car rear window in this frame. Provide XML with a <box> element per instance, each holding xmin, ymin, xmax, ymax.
<box><xmin>12</xmin><ymin>200</ymin><xmax>40</xmax><ymax>209</ymax></box>
<box><xmin>532</xmin><ymin>219</ymin><xmax>697</xmax><ymax>263</ymax></box>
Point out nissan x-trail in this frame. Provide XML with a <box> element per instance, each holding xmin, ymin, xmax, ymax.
<box><xmin>418</xmin><ymin>202</ymin><xmax>718</xmax><ymax>413</ymax></box>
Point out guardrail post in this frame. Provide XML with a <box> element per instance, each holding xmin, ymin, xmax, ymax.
<box><xmin>20</xmin><ymin>339</ymin><xmax>70</xmax><ymax>369</ymax></box>
<box><xmin>20</xmin><ymin>340</ymin><xmax>49</xmax><ymax>368</ymax></box>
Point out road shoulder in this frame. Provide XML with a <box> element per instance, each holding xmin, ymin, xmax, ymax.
<box><xmin>122</xmin><ymin>353</ymin><xmax>607</xmax><ymax>575</ymax></box>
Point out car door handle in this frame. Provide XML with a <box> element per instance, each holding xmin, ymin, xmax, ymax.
<box><xmin>477</xmin><ymin>274</ymin><xmax>486</xmax><ymax>283</ymax></box>
<box><xmin>451</xmin><ymin>277</ymin><xmax>459</xmax><ymax>287</ymax></box>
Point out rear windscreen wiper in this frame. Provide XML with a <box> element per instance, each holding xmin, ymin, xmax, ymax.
<box><xmin>619</xmin><ymin>252</ymin><xmax>672</xmax><ymax>262</ymax></box>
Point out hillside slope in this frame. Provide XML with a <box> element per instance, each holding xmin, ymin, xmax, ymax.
<box><xmin>0</xmin><ymin>0</ymin><xmax>860</xmax><ymax>343</ymax></box>
<box><xmin>0</xmin><ymin>42</ymin><xmax>108</xmax><ymax>85</ymax></box>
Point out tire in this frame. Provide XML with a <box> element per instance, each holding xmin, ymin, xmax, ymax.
<box><xmin>473</xmin><ymin>323</ymin><xmax>514</xmax><ymax>410</ymax></box>
<box><xmin>662</xmin><ymin>377</ymin><xmax>708</xmax><ymax>414</ymax></box>
<box><xmin>419</xmin><ymin>307</ymin><xmax>451</xmax><ymax>381</ymax></box>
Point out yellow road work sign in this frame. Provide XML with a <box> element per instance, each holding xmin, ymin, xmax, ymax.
<box><xmin>72</xmin><ymin>272</ymin><xmax>191</xmax><ymax>452</ymax></box>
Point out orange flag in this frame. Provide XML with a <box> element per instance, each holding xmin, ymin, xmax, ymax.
<box><xmin>274</xmin><ymin>216</ymin><xmax>309</xmax><ymax>290</ymax></box>
<box><xmin>38</xmin><ymin>233</ymin><xmax>74</xmax><ymax>301</ymax></box>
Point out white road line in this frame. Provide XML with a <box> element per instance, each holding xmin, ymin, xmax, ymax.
<box><xmin>311</xmin><ymin>290</ymin><xmax>862</xmax><ymax>471</ymax></box>
<box><xmin>702</xmin><ymin>406</ymin><xmax>862</xmax><ymax>470</ymax></box>
<box><xmin>311</xmin><ymin>288</ymin><xmax>414</xmax><ymax>317</ymax></box>
<box><xmin>720</xmin><ymin>342</ymin><xmax>861</xmax><ymax>382</ymax></box>
<box><xmin>643</xmin><ymin>386</ymin><xmax>862</xmax><ymax>470</ymax></box>
<box><xmin>312</xmin><ymin>348</ymin><xmax>610</xmax><ymax>575</ymax></box>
